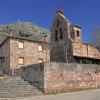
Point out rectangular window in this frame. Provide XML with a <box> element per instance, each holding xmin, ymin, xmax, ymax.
<box><xmin>38</xmin><ymin>59</ymin><xmax>43</xmax><ymax>63</ymax></box>
<box><xmin>18</xmin><ymin>41</ymin><xmax>24</xmax><ymax>48</ymax></box>
<box><xmin>38</xmin><ymin>45</ymin><xmax>43</xmax><ymax>52</ymax></box>
<box><xmin>76</xmin><ymin>30</ymin><xmax>80</xmax><ymax>37</ymax></box>
<box><xmin>19</xmin><ymin>57</ymin><xmax>24</xmax><ymax>65</ymax></box>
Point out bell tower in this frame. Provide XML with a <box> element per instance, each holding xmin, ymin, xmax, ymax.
<box><xmin>50</xmin><ymin>9</ymin><xmax>73</xmax><ymax>62</ymax></box>
<box><xmin>50</xmin><ymin>9</ymin><xmax>70</xmax><ymax>43</ymax></box>
<box><xmin>70</xmin><ymin>24</ymin><xmax>82</xmax><ymax>43</ymax></box>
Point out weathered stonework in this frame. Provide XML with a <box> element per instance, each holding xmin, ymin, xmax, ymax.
<box><xmin>0</xmin><ymin>37</ymin><xmax>50</xmax><ymax>75</ymax></box>
<box><xmin>73</xmin><ymin>42</ymin><xmax>100</xmax><ymax>59</ymax></box>
<box><xmin>20</xmin><ymin>63</ymin><xmax>44</xmax><ymax>91</ymax></box>
<box><xmin>10</xmin><ymin>38</ymin><xmax>50</xmax><ymax>71</ymax></box>
<box><xmin>43</xmin><ymin>62</ymin><xmax>100</xmax><ymax>93</ymax></box>
<box><xmin>50</xmin><ymin>10</ymin><xmax>73</xmax><ymax>63</ymax></box>
<box><xmin>0</xmin><ymin>39</ymin><xmax>10</xmax><ymax>74</ymax></box>
<box><xmin>20</xmin><ymin>62</ymin><xmax>100</xmax><ymax>94</ymax></box>
<box><xmin>0</xmin><ymin>9</ymin><xmax>100</xmax><ymax>94</ymax></box>
<box><xmin>50</xmin><ymin>9</ymin><xmax>100</xmax><ymax>64</ymax></box>
<box><xmin>0</xmin><ymin>22</ymin><xmax>50</xmax><ymax>75</ymax></box>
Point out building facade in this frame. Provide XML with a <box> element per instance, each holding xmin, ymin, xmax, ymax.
<box><xmin>0</xmin><ymin>22</ymin><xmax>50</xmax><ymax>74</ymax></box>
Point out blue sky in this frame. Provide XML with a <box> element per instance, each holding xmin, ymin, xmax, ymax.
<box><xmin>0</xmin><ymin>0</ymin><xmax>100</xmax><ymax>43</ymax></box>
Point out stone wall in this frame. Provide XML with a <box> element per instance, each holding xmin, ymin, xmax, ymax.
<box><xmin>10</xmin><ymin>38</ymin><xmax>50</xmax><ymax>70</ymax></box>
<box><xmin>73</xmin><ymin>42</ymin><xmax>100</xmax><ymax>59</ymax></box>
<box><xmin>20</xmin><ymin>63</ymin><xmax>44</xmax><ymax>91</ymax></box>
<box><xmin>44</xmin><ymin>62</ymin><xmax>100</xmax><ymax>93</ymax></box>
<box><xmin>20</xmin><ymin>62</ymin><xmax>100</xmax><ymax>94</ymax></box>
<box><xmin>0</xmin><ymin>38</ymin><xmax>10</xmax><ymax>74</ymax></box>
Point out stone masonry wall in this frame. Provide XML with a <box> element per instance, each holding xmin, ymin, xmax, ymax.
<box><xmin>44</xmin><ymin>62</ymin><xmax>100</xmax><ymax>93</ymax></box>
<box><xmin>0</xmin><ymin>39</ymin><xmax>10</xmax><ymax>74</ymax></box>
<box><xmin>50</xmin><ymin>11</ymin><xmax>73</xmax><ymax>63</ymax></box>
<box><xmin>20</xmin><ymin>62</ymin><xmax>100</xmax><ymax>94</ymax></box>
<box><xmin>20</xmin><ymin>63</ymin><xmax>44</xmax><ymax>91</ymax></box>
<box><xmin>10</xmin><ymin>38</ymin><xmax>50</xmax><ymax>71</ymax></box>
<box><xmin>73</xmin><ymin>42</ymin><xmax>100</xmax><ymax>59</ymax></box>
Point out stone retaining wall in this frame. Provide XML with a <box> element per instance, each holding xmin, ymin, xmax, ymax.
<box><xmin>20</xmin><ymin>62</ymin><xmax>100</xmax><ymax>94</ymax></box>
<box><xmin>44</xmin><ymin>62</ymin><xmax>100</xmax><ymax>93</ymax></box>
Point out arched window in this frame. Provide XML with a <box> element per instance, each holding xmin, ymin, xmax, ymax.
<box><xmin>55</xmin><ymin>30</ymin><xmax>58</xmax><ymax>41</ymax></box>
<box><xmin>59</xmin><ymin>28</ymin><xmax>63</xmax><ymax>39</ymax></box>
<box><xmin>76</xmin><ymin>30</ymin><xmax>80</xmax><ymax>37</ymax></box>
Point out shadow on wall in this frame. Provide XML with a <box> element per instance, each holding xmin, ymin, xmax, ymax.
<box><xmin>16</xmin><ymin>63</ymin><xmax>45</xmax><ymax>92</ymax></box>
<box><xmin>13</xmin><ymin>62</ymin><xmax>100</xmax><ymax>94</ymax></box>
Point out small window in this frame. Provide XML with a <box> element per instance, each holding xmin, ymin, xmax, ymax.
<box><xmin>38</xmin><ymin>59</ymin><xmax>43</xmax><ymax>63</ymax></box>
<box><xmin>55</xmin><ymin>30</ymin><xmax>58</xmax><ymax>41</ymax></box>
<box><xmin>19</xmin><ymin>57</ymin><xmax>24</xmax><ymax>65</ymax></box>
<box><xmin>38</xmin><ymin>45</ymin><xmax>43</xmax><ymax>52</ymax></box>
<box><xmin>19</xmin><ymin>41</ymin><xmax>24</xmax><ymax>48</ymax></box>
<box><xmin>59</xmin><ymin>28</ymin><xmax>63</xmax><ymax>39</ymax></box>
<box><xmin>44</xmin><ymin>35</ymin><xmax>48</xmax><ymax>42</ymax></box>
<box><xmin>76</xmin><ymin>30</ymin><xmax>80</xmax><ymax>37</ymax></box>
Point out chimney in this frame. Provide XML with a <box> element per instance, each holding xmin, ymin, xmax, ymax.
<box><xmin>9</xmin><ymin>30</ymin><xmax>14</xmax><ymax>36</ymax></box>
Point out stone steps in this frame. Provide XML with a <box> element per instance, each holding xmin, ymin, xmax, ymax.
<box><xmin>0</xmin><ymin>76</ymin><xmax>43</xmax><ymax>98</ymax></box>
<box><xmin>0</xmin><ymin>83</ymin><xmax>31</xmax><ymax>85</ymax></box>
<box><xmin>0</xmin><ymin>93</ymin><xmax>35</xmax><ymax>98</ymax></box>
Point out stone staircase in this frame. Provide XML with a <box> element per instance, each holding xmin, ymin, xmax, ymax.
<box><xmin>0</xmin><ymin>76</ymin><xmax>43</xmax><ymax>98</ymax></box>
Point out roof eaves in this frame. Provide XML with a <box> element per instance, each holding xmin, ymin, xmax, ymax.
<box><xmin>71</xmin><ymin>24</ymin><xmax>82</xmax><ymax>28</ymax></box>
<box><xmin>0</xmin><ymin>36</ymin><xmax>9</xmax><ymax>47</ymax></box>
<box><xmin>10</xmin><ymin>36</ymin><xmax>51</xmax><ymax>44</ymax></box>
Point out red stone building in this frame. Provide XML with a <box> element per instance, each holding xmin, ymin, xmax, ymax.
<box><xmin>0</xmin><ymin>22</ymin><xmax>50</xmax><ymax>74</ymax></box>
<box><xmin>50</xmin><ymin>9</ymin><xmax>100</xmax><ymax>64</ymax></box>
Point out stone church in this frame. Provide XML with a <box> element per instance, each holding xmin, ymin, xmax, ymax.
<box><xmin>0</xmin><ymin>9</ymin><xmax>100</xmax><ymax>75</ymax></box>
<box><xmin>50</xmin><ymin>9</ymin><xmax>100</xmax><ymax>64</ymax></box>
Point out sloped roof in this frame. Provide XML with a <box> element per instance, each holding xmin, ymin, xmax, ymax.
<box><xmin>73</xmin><ymin>42</ymin><xmax>100</xmax><ymax>60</ymax></box>
<box><xmin>0</xmin><ymin>22</ymin><xmax>50</xmax><ymax>42</ymax></box>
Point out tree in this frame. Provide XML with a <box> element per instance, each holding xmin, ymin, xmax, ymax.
<box><xmin>92</xmin><ymin>27</ymin><xmax>100</xmax><ymax>50</ymax></box>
